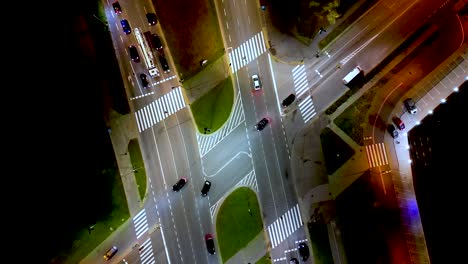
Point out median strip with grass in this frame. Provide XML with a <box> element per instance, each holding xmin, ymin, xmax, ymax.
<box><xmin>190</xmin><ymin>77</ymin><xmax>234</xmax><ymax>134</ymax></box>
<box><xmin>216</xmin><ymin>187</ymin><xmax>263</xmax><ymax>263</ymax></box>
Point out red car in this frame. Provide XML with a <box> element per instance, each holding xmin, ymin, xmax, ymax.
<box><xmin>393</xmin><ymin>117</ymin><xmax>405</xmax><ymax>130</ymax></box>
<box><xmin>112</xmin><ymin>1</ymin><xmax>122</xmax><ymax>14</ymax></box>
<box><xmin>205</xmin><ymin>234</ymin><xmax>215</xmax><ymax>255</ymax></box>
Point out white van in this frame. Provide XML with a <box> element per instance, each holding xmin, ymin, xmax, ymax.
<box><xmin>343</xmin><ymin>66</ymin><xmax>362</xmax><ymax>85</ymax></box>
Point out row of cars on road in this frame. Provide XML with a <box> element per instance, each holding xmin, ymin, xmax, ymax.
<box><xmin>112</xmin><ymin>1</ymin><xmax>170</xmax><ymax>89</ymax></box>
<box><xmin>102</xmin><ymin>178</ymin><xmax>214</xmax><ymax>260</ymax></box>
<box><xmin>103</xmin><ymin>233</ymin><xmax>215</xmax><ymax>260</ymax></box>
<box><xmin>171</xmin><ymin>177</ymin><xmax>211</xmax><ymax>196</ymax></box>
<box><xmin>250</xmin><ymin>74</ymin><xmax>296</xmax><ymax>131</ymax></box>
<box><xmin>171</xmin><ymin>177</ymin><xmax>216</xmax><ymax>255</ymax></box>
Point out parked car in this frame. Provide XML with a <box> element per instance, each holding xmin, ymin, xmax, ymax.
<box><xmin>159</xmin><ymin>55</ymin><xmax>170</xmax><ymax>73</ymax></box>
<box><xmin>201</xmin><ymin>180</ymin><xmax>211</xmax><ymax>196</ymax></box>
<box><xmin>205</xmin><ymin>234</ymin><xmax>216</xmax><ymax>255</ymax></box>
<box><xmin>112</xmin><ymin>1</ymin><xmax>122</xmax><ymax>14</ymax></box>
<box><xmin>140</xmin><ymin>73</ymin><xmax>149</xmax><ymax>88</ymax></box>
<box><xmin>151</xmin><ymin>34</ymin><xmax>163</xmax><ymax>52</ymax></box>
<box><xmin>282</xmin><ymin>93</ymin><xmax>296</xmax><ymax>107</ymax></box>
<box><xmin>393</xmin><ymin>117</ymin><xmax>405</xmax><ymax>130</ymax></box>
<box><xmin>298</xmin><ymin>242</ymin><xmax>310</xmax><ymax>261</ymax></box>
<box><xmin>404</xmin><ymin>98</ymin><xmax>417</xmax><ymax>114</ymax></box>
<box><xmin>172</xmin><ymin>177</ymin><xmax>188</xmax><ymax>192</ymax></box>
<box><xmin>252</xmin><ymin>74</ymin><xmax>261</xmax><ymax>90</ymax></box>
<box><xmin>103</xmin><ymin>246</ymin><xmax>118</xmax><ymax>261</ymax></box>
<box><xmin>120</xmin><ymin>19</ymin><xmax>131</xmax><ymax>35</ymax></box>
<box><xmin>128</xmin><ymin>45</ymin><xmax>140</xmax><ymax>62</ymax></box>
<box><xmin>146</xmin><ymin>13</ymin><xmax>157</xmax><ymax>26</ymax></box>
<box><xmin>388</xmin><ymin>124</ymin><xmax>399</xmax><ymax>138</ymax></box>
<box><xmin>255</xmin><ymin>117</ymin><xmax>270</xmax><ymax>131</ymax></box>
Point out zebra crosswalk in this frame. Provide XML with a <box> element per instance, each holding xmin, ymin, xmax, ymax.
<box><xmin>228</xmin><ymin>32</ymin><xmax>267</xmax><ymax>73</ymax></box>
<box><xmin>292</xmin><ymin>65</ymin><xmax>316</xmax><ymax>123</ymax></box>
<box><xmin>138</xmin><ymin>237</ymin><xmax>155</xmax><ymax>264</ymax></box>
<box><xmin>134</xmin><ymin>87</ymin><xmax>186</xmax><ymax>132</ymax></box>
<box><xmin>196</xmin><ymin>92</ymin><xmax>245</xmax><ymax>157</ymax></box>
<box><xmin>365</xmin><ymin>143</ymin><xmax>389</xmax><ymax>168</ymax></box>
<box><xmin>267</xmin><ymin>204</ymin><xmax>303</xmax><ymax>248</ymax></box>
<box><xmin>133</xmin><ymin>209</ymin><xmax>149</xmax><ymax>239</ymax></box>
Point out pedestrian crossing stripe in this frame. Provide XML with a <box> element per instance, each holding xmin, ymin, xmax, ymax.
<box><xmin>133</xmin><ymin>209</ymin><xmax>149</xmax><ymax>239</ymax></box>
<box><xmin>292</xmin><ymin>65</ymin><xmax>316</xmax><ymax>123</ymax></box>
<box><xmin>298</xmin><ymin>98</ymin><xmax>316</xmax><ymax>123</ymax></box>
<box><xmin>292</xmin><ymin>65</ymin><xmax>308</xmax><ymax>97</ymax></box>
<box><xmin>138</xmin><ymin>237</ymin><xmax>155</xmax><ymax>264</ymax></box>
<box><xmin>365</xmin><ymin>143</ymin><xmax>389</xmax><ymax>168</ymax></box>
<box><xmin>228</xmin><ymin>31</ymin><xmax>267</xmax><ymax>73</ymax></box>
<box><xmin>267</xmin><ymin>204</ymin><xmax>303</xmax><ymax>248</ymax></box>
<box><xmin>135</xmin><ymin>87</ymin><xmax>186</xmax><ymax>132</ymax></box>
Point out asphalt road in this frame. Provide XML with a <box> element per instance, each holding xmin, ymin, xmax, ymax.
<box><xmin>89</xmin><ymin>0</ymin><xmax>465</xmax><ymax>263</ymax></box>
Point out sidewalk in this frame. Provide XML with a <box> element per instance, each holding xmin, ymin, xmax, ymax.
<box><xmin>386</xmin><ymin>44</ymin><xmax>468</xmax><ymax>264</ymax></box>
<box><xmin>108</xmin><ymin>109</ymin><xmax>141</xmax><ymax>216</ymax></box>
<box><xmin>225</xmin><ymin>232</ymin><xmax>268</xmax><ymax>264</ymax></box>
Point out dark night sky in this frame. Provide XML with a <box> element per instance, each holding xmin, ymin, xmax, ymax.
<box><xmin>15</xmin><ymin>2</ymin><xmax>116</xmax><ymax>262</ymax></box>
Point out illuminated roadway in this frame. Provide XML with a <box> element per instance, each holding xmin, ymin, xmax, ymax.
<box><xmin>84</xmin><ymin>0</ymin><xmax>464</xmax><ymax>263</ymax></box>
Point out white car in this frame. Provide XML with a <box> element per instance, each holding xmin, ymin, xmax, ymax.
<box><xmin>252</xmin><ymin>74</ymin><xmax>261</xmax><ymax>90</ymax></box>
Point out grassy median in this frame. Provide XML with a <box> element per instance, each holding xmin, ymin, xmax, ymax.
<box><xmin>216</xmin><ymin>187</ymin><xmax>263</xmax><ymax>263</ymax></box>
<box><xmin>190</xmin><ymin>77</ymin><xmax>234</xmax><ymax>134</ymax></box>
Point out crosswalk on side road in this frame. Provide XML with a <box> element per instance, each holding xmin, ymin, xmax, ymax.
<box><xmin>292</xmin><ymin>65</ymin><xmax>316</xmax><ymax>123</ymax></box>
<box><xmin>365</xmin><ymin>143</ymin><xmax>389</xmax><ymax>168</ymax></box>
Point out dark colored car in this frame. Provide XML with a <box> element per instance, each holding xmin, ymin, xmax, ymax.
<box><xmin>388</xmin><ymin>124</ymin><xmax>399</xmax><ymax>138</ymax></box>
<box><xmin>393</xmin><ymin>117</ymin><xmax>405</xmax><ymax>130</ymax></box>
<box><xmin>112</xmin><ymin>1</ymin><xmax>122</xmax><ymax>14</ymax></box>
<box><xmin>103</xmin><ymin>246</ymin><xmax>118</xmax><ymax>261</ymax></box>
<box><xmin>146</xmin><ymin>13</ymin><xmax>157</xmax><ymax>26</ymax></box>
<box><xmin>404</xmin><ymin>98</ymin><xmax>417</xmax><ymax>114</ymax></box>
<box><xmin>172</xmin><ymin>177</ymin><xmax>187</xmax><ymax>192</ymax></box>
<box><xmin>140</xmin><ymin>73</ymin><xmax>149</xmax><ymax>88</ymax></box>
<box><xmin>255</xmin><ymin>117</ymin><xmax>270</xmax><ymax>131</ymax></box>
<box><xmin>289</xmin><ymin>258</ymin><xmax>299</xmax><ymax>264</ymax></box>
<box><xmin>298</xmin><ymin>242</ymin><xmax>309</xmax><ymax>261</ymax></box>
<box><xmin>120</xmin><ymin>19</ymin><xmax>131</xmax><ymax>35</ymax></box>
<box><xmin>282</xmin><ymin>94</ymin><xmax>296</xmax><ymax>107</ymax></box>
<box><xmin>151</xmin><ymin>34</ymin><xmax>163</xmax><ymax>52</ymax></box>
<box><xmin>201</xmin><ymin>180</ymin><xmax>211</xmax><ymax>196</ymax></box>
<box><xmin>205</xmin><ymin>234</ymin><xmax>216</xmax><ymax>255</ymax></box>
<box><xmin>128</xmin><ymin>45</ymin><xmax>140</xmax><ymax>62</ymax></box>
<box><xmin>159</xmin><ymin>55</ymin><xmax>170</xmax><ymax>73</ymax></box>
